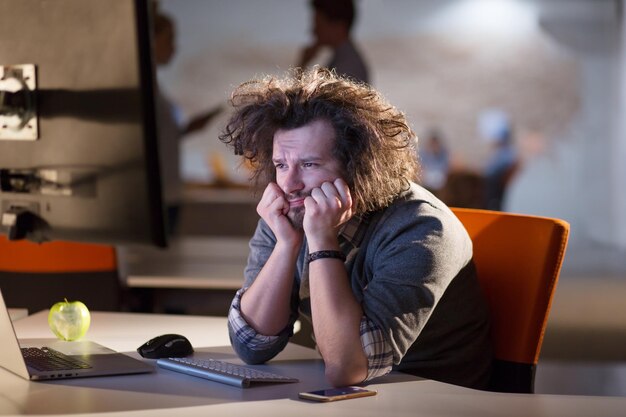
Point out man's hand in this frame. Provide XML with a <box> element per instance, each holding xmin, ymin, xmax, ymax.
<box><xmin>183</xmin><ymin>104</ymin><xmax>224</xmax><ymax>135</ymax></box>
<box><xmin>257</xmin><ymin>183</ymin><xmax>302</xmax><ymax>246</ymax></box>
<box><xmin>303</xmin><ymin>178</ymin><xmax>354</xmax><ymax>251</ymax></box>
<box><xmin>298</xmin><ymin>42</ymin><xmax>322</xmax><ymax>68</ymax></box>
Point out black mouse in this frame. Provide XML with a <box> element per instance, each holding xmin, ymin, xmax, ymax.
<box><xmin>137</xmin><ymin>334</ymin><xmax>194</xmax><ymax>359</ymax></box>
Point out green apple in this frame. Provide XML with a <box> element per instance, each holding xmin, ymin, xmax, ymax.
<box><xmin>48</xmin><ymin>299</ymin><xmax>91</xmax><ymax>341</ymax></box>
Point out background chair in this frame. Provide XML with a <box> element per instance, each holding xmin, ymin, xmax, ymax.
<box><xmin>450</xmin><ymin>207</ymin><xmax>570</xmax><ymax>394</ymax></box>
<box><xmin>0</xmin><ymin>236</ymin><xmax>122</xmax><ymax>313</ymax></box>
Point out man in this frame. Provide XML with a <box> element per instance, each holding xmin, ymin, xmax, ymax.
<box><xmin>219</xmin><ymin>68</ymin><xmax>492</xmax><ymax>389</ymax></box>
<box><xmin>298</xmin><ymin>0</ymin><xmax>369</xmax><ymax>84</ymax></box>
<box><xmin>153</xmin><ymin>10</ymin><xmax>222</xmax><ymax>234</ymax></box>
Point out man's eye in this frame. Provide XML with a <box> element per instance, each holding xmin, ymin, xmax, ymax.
<box><xmin>302</xmin><ymin>162</ymin><xmax>317</xmax><ymax>168</ymax></box>
<box><xmin>274</xmin><ymin>163</ymin><xmax>285</xmax><ymax>169</ymax></box>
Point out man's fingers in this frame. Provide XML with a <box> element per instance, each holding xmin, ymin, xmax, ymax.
<box><xmin>308</xmin><ymin>181</ymin><xmax>352</xmax><ymax>214</ymax></box>
<box><xmin>261</xmin><ymin>183</ymin><xmax>283</xmax><ymax>201</ymax></box>
<box><xmin>333</xmin><ymin>178</ymin><xmax>353</xmax><ymax>209</ymax></box>
<box><xmin>320</xmin><ymin>181</ymin><xmax>340</xmax><ymax>201</ymax></box>
<box><xmin>257</xmin><ymin>183</ymin><xmax>290</xmax><ymax>218</ymax></box>
<box><xmin>309</xmin><ymin>186</ymin><xmax>327</xmax><ymax>202</ymax></box>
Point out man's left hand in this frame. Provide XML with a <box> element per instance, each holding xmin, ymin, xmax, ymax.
<box><xmin>303</xmin><ymin>178</ymin><xmax>354</xmax><ymax>250</ymax></box>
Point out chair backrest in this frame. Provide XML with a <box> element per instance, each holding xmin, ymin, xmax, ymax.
<box><xmin>450</xmin><ymin>207</ymin><xmax>570</xmax><ymax>393</ymax></box>
<box><xmin>0</xmin><ymin>236</ymin><xmax>121</xmax><ymax>312</ymax></box>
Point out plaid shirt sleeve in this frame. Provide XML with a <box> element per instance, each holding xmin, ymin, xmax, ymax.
<box><xmin>229</xmin><ymin>289</ymin><xmax>393</xmax><ymax>379</ymax></box>
<box><xmin>360</xmin><ymin>316</ymin><xmax>394</xmax><ymax>381</ymax></box>
<box><xmin>228</xmin><ymin>288</ymin><xmax>283</xmax><ymax>350</ymax></box>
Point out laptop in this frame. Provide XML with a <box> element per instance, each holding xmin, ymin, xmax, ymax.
<box><xmin>0</xmin><ymin>290</ymin><xmax>153</xmax><ymax>380</ymax></box>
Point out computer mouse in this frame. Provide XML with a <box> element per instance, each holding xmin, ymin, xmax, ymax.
<box><xmin>137</xmin><ymin>334</ymin><xmax>194</xmax><ymax>359</ymax></box>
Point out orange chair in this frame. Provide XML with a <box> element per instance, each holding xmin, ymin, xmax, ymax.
<box><xmin>0</xmin><ymin>236</ymin><xmax>122</xmax><ymax>313</ymax></box>
<box><xmin>450</xmin><ymin>207</ymin><xmax>570</xmax><ymax>393</ymax></box>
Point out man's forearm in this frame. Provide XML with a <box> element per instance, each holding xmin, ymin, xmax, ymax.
<box><xmin>308</xmin><ymin>258</ymin><xmax>369</xmax><ymax>386</ymax></box>
<box><xmin>240</xmin><ymin>242</ymin><xmax>300</xmax><ymax>336</ymax></box>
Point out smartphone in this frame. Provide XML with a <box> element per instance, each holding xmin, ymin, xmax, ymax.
<box><xmin>298</xmin><ymin>386</ymin><xmax>377</xmax><ymax>402</ymax></box>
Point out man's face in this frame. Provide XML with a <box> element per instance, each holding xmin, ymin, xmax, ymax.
<box><xmin>272</xmin><ymin>119</ymin><xmax>344</xmax><ymax>228</ymax></box>
<box><xmin>313</xmin><ymin>10</ymin><xmax>334</xmax><ymax>45</ymax></box>
<box><xmin>154</xmin><ymin>24</ymin><xmax>175</xmax><ymax>66</ymax></box>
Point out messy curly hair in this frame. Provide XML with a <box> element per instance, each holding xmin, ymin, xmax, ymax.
<box><xmin>219</xmin><ymin>67</ymin><xmax>419</xmax><ymax>216</ymax></box>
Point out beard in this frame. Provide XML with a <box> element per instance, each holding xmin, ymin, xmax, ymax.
<box><xmin>285</xmin><ymin>191</ymin><xmax>309</xmax><ymax>229</ymax></box>
<box><xmin>287</xmin><ymin>206</ymin><xmax>305</xmax><ymax>229</ymax></box>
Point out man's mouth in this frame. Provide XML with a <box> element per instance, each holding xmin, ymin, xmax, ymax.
<box><xmin>288</xmin><ymin>198</ymin><xmax>306</xmax><ymax>208</ymax></box>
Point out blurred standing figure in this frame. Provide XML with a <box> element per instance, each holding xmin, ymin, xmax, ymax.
<box><xmin>419</xmin><ymin>130</ymin><xmax>450</xmax><ymax>195</ymax></box>
<box><xmin>153</xmin><ymin>9</ymin><xmax>222</xmax><ymax>235</ymax></box>
<box><xmin>298</xmin><ymin>0</ymin><xmax>370</xmax><ymax>84</ymax></box>
<box><xmin>484</xmin><ymin>129</ymin><xmax>518</xmax><ymax>211</ymax></box>
<box><xmin>479</xmin><ymin>109</ymin><xmax>519</xmax><ymax>211</ymax></box>
<box><xmin>153</xmin><ymin>11</ymin><xmax>183</xmax><ymax>235</ymax></box>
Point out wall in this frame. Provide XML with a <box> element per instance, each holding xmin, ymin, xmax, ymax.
<box><xmin>616</xmin><ymin>3</ymin><xmax>626</xmax><ymax>250</ymax></box>
<box><xmin>506</xmin><ymin>1</ymin><xmax>623</xmax><ymax>251</ymax></box>
<box><xmin>159</xmin><ymin>0</ymin><xmax>625</xmax><ymax>255</ymax></box>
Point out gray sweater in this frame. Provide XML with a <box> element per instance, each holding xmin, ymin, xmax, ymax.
<box><xmin>229</xmin><ymin>183</ymin><xmax>492</xmax><ymax>389</ymax></box>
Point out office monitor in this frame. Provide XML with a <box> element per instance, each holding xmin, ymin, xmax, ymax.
<box><xmin>0</xmin><ymin>0</ymin><xmax>167</xmax><ymax>247</ymax></box>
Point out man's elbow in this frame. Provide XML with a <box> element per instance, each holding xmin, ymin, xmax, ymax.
<box><xmin>324</xmin><ymin>362</ymin><xmax>367</xmax><ymax>387</ymax></box>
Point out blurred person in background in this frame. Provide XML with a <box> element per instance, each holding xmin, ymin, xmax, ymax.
<box><xmin>419</xmin><ymin>129</ymin><xmax>450</xmax><ymax>197</ymax></box>
<box><xmin>297</xmin><ymin>0</ymin><xmax>370</xmax><ymax>84</ymax></box>
<box><xmin>153</xmin><ymin>8</ymin><xmax>223</xmax><ymax>234</ymax></box>
<box><xmin>479</xmin><ymin>109</ymin><xmax>519</xmax><ymax>211</ymax></box>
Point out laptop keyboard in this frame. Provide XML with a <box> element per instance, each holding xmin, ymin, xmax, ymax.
<box><xmin>21</xmin><ymin>347</ymin><xmax>92</xmax><ymax>371</ymax></box>
<box><xmin>157</xmin><ymin>357</ymin><xmax>299</xmax><ymax>388</ymax></box>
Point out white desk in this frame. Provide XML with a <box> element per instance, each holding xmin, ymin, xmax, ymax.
<box><xmin>7</xmin><ymin>309</ymin><xmax>28</xmax><ymax>321</ymax></box>
<box><xmin>3</xmin><ymin>312</ymin><xmax>626</xmax><ymax>417</ymax></box>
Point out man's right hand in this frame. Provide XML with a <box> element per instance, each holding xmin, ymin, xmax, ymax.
<box><xmin>257</xmin><ymin>183</ymin><xmax>303</xmax><ymax>246</ymax></box>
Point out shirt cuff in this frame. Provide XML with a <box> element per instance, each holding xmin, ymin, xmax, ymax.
<box><xmin>228</xmin><ymin>288</ymin><xmax>284</xmax><ymax>351</ymax></box>
<box><xmin>360</xmin><ymin>316</ymin><xmax>393</xmax><ymax>381</ymax></box>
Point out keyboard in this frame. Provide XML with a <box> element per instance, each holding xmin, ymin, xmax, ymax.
<box><xmin>21</xmin><ymin>347</ymin><xmax>92</xmax><ymax>372</ymax></box>
<box><xmin>156</xmin><ymin>357</ymin><xmax>299</xmax><ymax>388</ymax></box>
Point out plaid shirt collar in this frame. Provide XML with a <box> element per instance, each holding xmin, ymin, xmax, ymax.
<box><xmin>339</xmin><ymin>214</ymin><xmax>370</xmax><ymax>248</ymax></box>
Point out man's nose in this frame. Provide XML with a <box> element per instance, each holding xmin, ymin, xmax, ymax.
<box><xmin>282</xmin><ymin>166</ymin><xmax>304</xmax><ymax>194</ymax></box>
